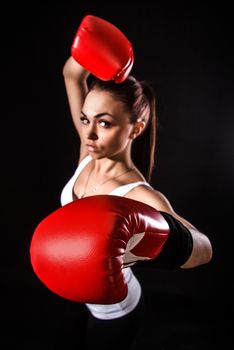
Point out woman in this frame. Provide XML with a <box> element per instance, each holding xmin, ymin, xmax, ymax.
<box><xmin>59</xmin><ymin>55</ymin><xmax>212</xmax><ymax>349</ymax></box>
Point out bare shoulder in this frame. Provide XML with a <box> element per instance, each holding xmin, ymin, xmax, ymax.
<box><xmin>125</xmin><ymin>184</ymin><xmax>196</xmax><ymax>230</ymax></box>
<box><xmin>125</xmin><ymin>185</ymin><xmax>174</xmax><ymax>213</ymax></box>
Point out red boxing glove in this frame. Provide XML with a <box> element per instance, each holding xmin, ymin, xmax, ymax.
<box><xmin>71</xmin><ymin>15</ymin><xmax>134</xmax><ymax>83</ymax></box>
<box><xmin>30</xmin><ymin>195</ymin><xmax>169</xmax><ymax>304</ymax></box>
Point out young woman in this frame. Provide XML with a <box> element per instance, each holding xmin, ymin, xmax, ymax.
<box><xmin>59</xmin><ymin>55</ymin><xmax>213</xmax><ymax>349</ymax></box>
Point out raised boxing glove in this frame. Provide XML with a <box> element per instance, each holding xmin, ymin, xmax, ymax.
<box><xmin>71</xmin><ymin>15</ymin><xmax>134</xmax><ymax>83</ymax></box>
<box><xmin>30</xmin><ymin>195</ymin><xmax>169</xmax><ymax>304</ymax></box>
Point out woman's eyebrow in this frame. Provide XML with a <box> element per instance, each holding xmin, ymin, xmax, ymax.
<box><xmin>81</xmin><ymin>110</ymin><xmax>115</xmax><ymax>119</ymax></box>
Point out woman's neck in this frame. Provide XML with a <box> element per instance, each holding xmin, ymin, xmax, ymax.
<box><xmin>92</xmin><ymin>158</ymin><xmax>134</xmax><ymax>177</ymax></box>
<box><xmin>91</xmin><ymin>150</ymin><xmax>134</xmax><ymax>178</ymax></box>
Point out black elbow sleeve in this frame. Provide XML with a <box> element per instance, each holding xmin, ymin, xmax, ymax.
<box><xmin>141</xmin><ymin>212</ymin><xmax>193</xmax><ymax>270</ymax></box>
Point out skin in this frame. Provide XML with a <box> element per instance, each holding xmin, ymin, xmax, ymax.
<box><xmin>63</xmin><ymin>56</ymin><xmax>213</xmax><ymax>269</ymax></box>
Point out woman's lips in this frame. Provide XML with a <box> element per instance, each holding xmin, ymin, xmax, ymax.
<box><xmin>86</xmin><ymin>144</ymin><xmax>98</xmax><ymax>152</ymax></box>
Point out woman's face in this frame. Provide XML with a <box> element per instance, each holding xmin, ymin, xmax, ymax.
<box><xmin>80</xmin><ymin>89</ymin><xmax>134</xmax><ymax>159</ymax></box>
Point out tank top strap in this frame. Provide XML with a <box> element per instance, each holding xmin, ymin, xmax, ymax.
<box><xmin>60</xmin><ymin>155</ymin><xmax>92</xmax><ymax>206</ymax></box>
<box><xmin>109</xmin><ymin>181</ymin><xmax>152</xmax><ymax>197</ymax></box>
<box><xmin>75</xmin><ymin>155</ymin><xmax>93</xmax><ymax>177</ymax></box>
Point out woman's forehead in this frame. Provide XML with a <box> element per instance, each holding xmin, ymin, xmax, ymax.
<box><xmin>83</xmin><ymin>89</ymin><xmax>126</xmax><ymax>114</ymax></box>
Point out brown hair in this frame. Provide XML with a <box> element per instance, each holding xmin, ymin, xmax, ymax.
<box><xmin>89</xmin><ymin>75</ymin><xmax>157</xmax><ymax>182</ymax></box>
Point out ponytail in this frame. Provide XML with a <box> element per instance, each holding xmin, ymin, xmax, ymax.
<box><xmin>132</xmin><ymin>82</ymin><xmax>156</xmax><ymax>182</ymax></box>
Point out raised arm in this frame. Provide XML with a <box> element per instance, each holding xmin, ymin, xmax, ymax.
<box><xmin>62</xmin><ymin>15</ymin><xmax>134</xmax><ymax>162</ymax></box>
<box><xmin>63</xmin><ymin>57</ymin><xmax>90</xmax><ymax>160</ymax></box>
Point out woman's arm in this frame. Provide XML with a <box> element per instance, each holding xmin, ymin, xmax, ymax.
<box><xmin>127</xmin><ymin>186</ymin><xmax>213</xmax><ymax>268</ymax></box>
<box><xmin>62</xmin><ymin>56</ymin><xmax>90</xmax><ymax>161</ymax></box>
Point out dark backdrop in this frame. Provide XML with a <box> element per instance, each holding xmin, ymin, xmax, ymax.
<box><xmin>1</xmin><ymin>1</ymin><xmax>233</xmax><ymax>349</ymax></box>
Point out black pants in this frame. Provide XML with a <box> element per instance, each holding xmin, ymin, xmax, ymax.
<box><xmin>53</xmin><ymin>294</ymin><xmax>145</xmax><ymax>349</ymax></box>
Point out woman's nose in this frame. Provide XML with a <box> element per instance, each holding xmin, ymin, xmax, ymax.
<box><xmin>86</xmin><ymin>124</ymin><xmax>98</xmax><ymax>140</ymax></box>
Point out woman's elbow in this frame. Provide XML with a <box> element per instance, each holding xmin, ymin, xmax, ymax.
<box><xmin>181</xmin><ymin>233</ymin><xmax>213</xmax><ymax>269</ymax></box>
<box><xmin>203</xmin><ymin>237</ymin><xmax>213</xmax><ymax>264</ymax></box>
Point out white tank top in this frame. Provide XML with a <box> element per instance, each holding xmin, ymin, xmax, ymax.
<box><xmin>60</xmin><ymin>155</ymin><xmax>152</xmax><ymax>319</ymax></box>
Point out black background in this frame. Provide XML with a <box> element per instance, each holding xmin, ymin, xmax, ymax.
<box><xmin>1</xmin><ymin>1</ymin><xmax>233</xmax><ymax>348</ymax></box>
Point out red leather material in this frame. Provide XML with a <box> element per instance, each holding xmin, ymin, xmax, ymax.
<box><xmin>71</xmin><ymin>15</ymin><xmax>134</xmax><ymax>83</ymax></box>
<box><xmin>30</xmin><ymin>195</ymin><xmax>169</xmax><ymax>304</ymax></box>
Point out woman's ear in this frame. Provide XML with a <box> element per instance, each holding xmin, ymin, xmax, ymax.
<box><xmin>130</xmin><ymin>120</ymin><xmax>146</xmax><ymax>139</ymax></box>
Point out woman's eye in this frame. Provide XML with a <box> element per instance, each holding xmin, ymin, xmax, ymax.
<box><xmin>99</xmin><ymin>120</ymin><xmax>112</xmax><ymax>128</ymax></box>
<box><xmin>80</xmin><ymin>117</ymin><xmax>89</xmax><ymax>125</ymax></box>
